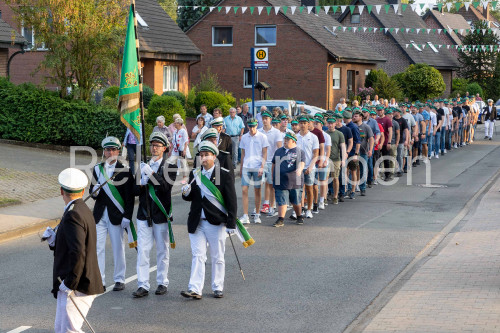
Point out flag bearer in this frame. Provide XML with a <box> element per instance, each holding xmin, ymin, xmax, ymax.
<box><xmin>181</xmin><ymin>141</ymin><xmax>237</xmax><ymax>299</ymax></box>
<box><xmin>132</xmin><ymin>132</ymin><xmax>177</xmax><ymax>298</ymax></box>
<box><xmin>90</xmin><ymin>136</ymin><xmax>134</xmax><ymax>292</ymax></box>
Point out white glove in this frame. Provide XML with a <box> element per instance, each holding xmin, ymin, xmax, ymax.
<box><xmin>42</xmin><ymin>227</ymin><xmax>56</xmax><ymax>247</ymax></box>
<box><xmin>226</xmin><ymin>228</ymin><xmax>236</xmax><ymax>235</ymax></box>
<box><xmin>92</xmin><ymin>183</ymin><xmax>101</xmax><ymax>197</ymax></box>
<box><xmin>140</xmin><ymin>174</ymin><xmax>149</xmax><ymax>186</ymax></box>
<box><xmin>121</xmin><ymin>218</ymin><xmax>130</xmax><ymax>230</ymax></box>
<box><xmin>140</xmin><ymin>163</ymin><xmax>154</xmax><ymax>178</ymax></box>
<box><xmin>59</xmin><ymin>281</ymin><xmax>72</xmax><ymax>295</ymax></box>
<box><xmin>181</xmin><ymin>184</ymin><xmax>191</xmax><ymax>196</ymax></box>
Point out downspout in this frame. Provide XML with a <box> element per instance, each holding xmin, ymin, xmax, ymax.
<box><xmin>7</xmin><ymin>43</ymin><xmax>27</xmax><ymax>80</ymax></box>
<box><xmin>327</xmin><ymin>55</ymin><xmax>339</xmax><ymax>110</ymax></box>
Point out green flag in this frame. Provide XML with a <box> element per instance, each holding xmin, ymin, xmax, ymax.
<box><xmin>119</xmin><ymin>5</ymin><xmax>141</xmax><ymax>141</ymax></box>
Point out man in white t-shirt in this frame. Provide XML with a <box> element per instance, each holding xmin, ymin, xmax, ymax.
<box><xmin>172</xmin><ymin>117</ymin><xmax>189</xmax><ymax>179</ymax></box>
<box><xmin>239</xmin><ymin>118</ymin><xmax>269</xmax><ymax>224</ymax></box>
<box><xmin>258</xmin><ymin>111</ymin><xmax>283</xmax><ymax>217</ymax></box>
<box><xmin>294</xmin><ymin>115</ymin><xmax>319</xmax><ymax>220</ymax></box>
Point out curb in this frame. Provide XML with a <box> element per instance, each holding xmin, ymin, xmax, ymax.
<box><xmin>0</xmin><ymin>139</ymin><xmax>102</xmax><ymax>155</ymax></box>
<box><xmin>0</xmin><ymin>218</ymin><xmax>60</xmax><ymax>244</ymax></box>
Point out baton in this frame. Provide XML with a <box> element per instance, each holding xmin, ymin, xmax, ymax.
<box><xmin>57</xmin><ymin>277</ymin><xmax>97</xmax><ymax>333</ymax></box>
<box><xmin>228</xmin><ymin>233</ymin><xmax>245</xmax><ymax>281</ymax></box>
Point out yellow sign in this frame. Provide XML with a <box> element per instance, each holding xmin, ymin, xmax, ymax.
<box><xmin>256</xmin><ymin>49</ymin><xmax>267</xmax><ymax>60</ymax></box>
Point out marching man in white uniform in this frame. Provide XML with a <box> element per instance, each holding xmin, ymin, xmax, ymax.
<box><xmin>90</xmin><ymin>136</ymin><xmax>134</xmax><ymax>292</ymax></box>
<box><xmin>181</xmin><ymin>141</ymin><xmax>238</xmax><ymax>299</ymax></box>
<box><xmin>132</xmin><ymin>132</ymin><xmax>177</xmax><ymax>298</ymax></box>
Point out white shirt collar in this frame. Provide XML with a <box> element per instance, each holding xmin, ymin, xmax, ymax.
<box><xmin>202</xmin><ymin>164</ymin><xmax>215</xmax><ymax>177</ymax></box>
<box><xmin>64</xmin><ymin>198</ymin><xmax>78</xmax><ymax>212</ymax></box>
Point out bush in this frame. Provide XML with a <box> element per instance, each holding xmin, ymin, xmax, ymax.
<box><xmin>219</xmin><ymin>103</ymin><xmax>231</xmax><ymax>117</ymax></box>
<box><xmin>398</xmin><ymin>64</ymin><xmax>445</xmax><ymax>101</ymax></box>
<box><xmin>143</xmin><ymin>85</ymin><xmax>155</xmax><ymax>109</ymax></box>
<box><xmin>466</xmin><ymin>82</ymin><xmax>483</xmax><ymax>97</ymax></box>
<box><xmin>238</xmin><ymin>97</ymin><xmax>252</xmax><ymax>106</ymax></box>
<box><xmin>194</xmin><ymin>67</ymin><xmax>223</xmax><ymax>93</ymax></box>
<box><xmin>101</xmin><ymin>96</ymin><xmax>118</xmax><ymax>109</ymax></box>
<box><xmin>374</xmin><ymin>74</ymin><xmax>402</xmax><ymax>100</ymax></box>
<box><xmin>223</xmin><ymin>91</ymin><xmax>236</xmax><ymax>107</ymax></box>
<box><xmin>194</xmin><ymin>91</ymin><xmax>227</xmax><ymax>114</ymax></box>
<box><xmin>103</xmin><ymin>86</ymin><xmax>119</xmax><ymax>100</ymax></box>
<box><xmin>0</xmin><ymin>82</ymin><xmax>125</xmax><ymax>148</ymax></box>
<box><xmin>162</xmin><ymin>91</ymin><xmax>186</xmax><ymax>108</ymax></box>
<box><xmin>356</xmin><ymin>87</ymin><xmax>375</xmax><ymax>100</ymax></box>
<box><xmin>452</xmin><ymin>78</ymin><xmax>469</xmax><ymax>96</ymax></box>
<box><xmin>146</xmin><ymin>95</ymin><xmax>185</xmax><ymax>127</ymax></box>
<box><xmin>365</xmin><ymin>69</ymin><xmax>387</xmax><ymax>89</ymax></box>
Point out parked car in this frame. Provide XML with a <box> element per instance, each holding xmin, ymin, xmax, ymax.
<box><xmin>297</xmin><ymin>104</ymin><xmax>327</xmax><ymax>117</ymax></box>
<box><xmin>243</xmin><ymin>100</ymin><xmax>298</xmax><ymax>117</ymax></box>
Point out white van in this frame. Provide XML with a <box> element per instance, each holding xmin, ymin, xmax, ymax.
<box><xmin>243</xmin><ymin>100</ymin><xmax>297</xmax><ymax>117</ymax></box>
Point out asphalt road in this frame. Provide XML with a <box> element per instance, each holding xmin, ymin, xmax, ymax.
<box><xmin>1</xmin><ymin>136</ymin><xmax>500</xmax><ymax>333</ymax></box>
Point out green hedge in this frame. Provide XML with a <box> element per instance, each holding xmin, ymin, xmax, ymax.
<box><xmin>162</xmin><ymin>91</ymin><xmax>186</xmax><ymax>108</ymax></box>
<box><xmin>146</xmin><ymin>95</ymin><xmax>185</xmax><ymax>126</ymax></box>
<box><xmin>0</xmin><ymin>79</ymin><xmax>125</xmax><ymax>148</ymax></box>
<box><xmin>194</xmin><ymin>91</ymin><xmax>227</xmax><ymax>114</ymax></box>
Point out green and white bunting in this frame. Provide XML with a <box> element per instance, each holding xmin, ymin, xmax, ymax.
<box><xmin>174</xmin><ymin>1</ymin><xmax>499</xmax><ymax>16</ymax></box>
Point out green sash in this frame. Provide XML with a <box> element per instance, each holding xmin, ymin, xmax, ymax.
<box><xmin>148</xmin><ymin>184</ymin><xmax>176</xmax><ymax>249</ymax></box>
<box><xmin>195</xmin><ymin>169</ymin><xmax>255</xmax><ymax>248</ymax></box>
<box><xmin>97</xmin><ymin>164</ymin><xmax>137</xmax><ymax>248</ymax></box>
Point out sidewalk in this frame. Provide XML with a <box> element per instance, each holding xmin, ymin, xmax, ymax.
<box><xmin>361</xmin><ymin>176</ymin><xmax>500</xmax><ymax>332</ymax></box>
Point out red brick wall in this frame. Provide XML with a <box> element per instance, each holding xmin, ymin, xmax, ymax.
<box><xmin>0</xmin><ymin>1</ymin><xmax>52</xmax><ymax>86</ymax></box>
<box><xmin>423</xmin><ymin>15</ymin><xmax>459</xmax><ymax>59</ymax></box>
<box><xmin>339</xmin><ymin>10</ymin><xmax>411</xmax><ymax>75</ymax></box>
<box><xmin>439</xmin><ymin>69</ymin><xmax>453</xmax><ymax>98</ymax></box>
<box><xmin>187</xmin><ymin>0</ymin><xmax>330</xmax><ymax>108</ymax></box>
<box><xmin>142</xmin><ymin>59</ymin><xmax>190</xmax><ymax>96</ymax></box>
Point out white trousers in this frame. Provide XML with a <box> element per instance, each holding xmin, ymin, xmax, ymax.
<box><xmin>96</xmin><ymin>210</ymin><xmax>126</xmax><ymax>285</ymax></box>
<box><xmin>188</xmin><ymin>220</ymin><xmax>226</xmax><ymax>294</ymax></box>
<box><xmin>54</xmin><ymin>290</ymin><xmax>95</xmax><ymax>333</ymax></box>
<box><xmin>136</xmin><ymin>219</ymin><xmax>169</xmax><ymax>290</ymax></box>
<box><xmin>485</xmin><ymin>119</ymin><xmax>495</xmax><ymax>138</ymax></box>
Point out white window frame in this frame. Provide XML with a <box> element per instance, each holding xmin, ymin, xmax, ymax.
<box><xmin>255</xmin><ymin>25</ymin><xmax>277</xmax><ymax>46</ymax></box>
<box><xmin>212</xmin><ymin>26</ymin><xmax>233</xmax><ymax>47</ymax></box>
<box><xmin>21</xmin><ymin>23</ymin><xmax>47</xmax><ymax>51</ymax></box>
<box><xmin>243</xmin><ymin>68</ymin><xmax>258</xmax><ymax>88</ymax></box>
<box><xmin>332</xmin><ymin>68</ymin><xmax>341</xmax><ymax>90</ymax></box>
<box><xmin>365</xmin><ymin>69</ymin><xmax>371</xmax><ymax>76</ymax></box>
<box><xmin>163</xmin><ymin>65</ymin><xmax>179</xmax><ymax>92</ymax></box>
<box><xmin>351</xmin><ymin>14</ymin><xmax>360</xmax><ymax>24</ymax></box>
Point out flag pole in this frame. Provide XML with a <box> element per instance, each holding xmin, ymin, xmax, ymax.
<box><xmin>131</xmin><ymin>0</ymin><xmax>153</xmax><ymax>227</ymax></box>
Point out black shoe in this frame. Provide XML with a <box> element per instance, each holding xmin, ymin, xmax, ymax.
<box><xmin>412</xmin><ymin>162</ymin><xmax>417</xmax><ymax>167</ymax></box>
<box><xmin>396</xmin><ymin>172</ymin><xmax>403</xmax><ymax>177</ymax></box>
<box><xmin>312</xmin><ymin>204</ymin><xmax>319</xmax><ymax>214</ymax></box>
<box><xmin>344</xmin><ymin>190</ymin><xmax>352</xmax><ymax>198</ymax></box>
<box><xmin>132</xmin><ymin>287</ymin><xmax>149</xmax><ymax>298</ymax></box>
<box><xmin>155</xmin><ymin>285</ymin><xmax>168</xmax><ymax>295</ymax></box>
<box><xmin>360</xmin><ymin>190</ymin><xmax>366</xmax><ymax>196</ymax></box>
<box><xmin>181</xmin><ymin>290</ymin><xmax>202</xmax><ymax>299</ymax></box>
<box><xmin>289</xmin><ymin>212</ymin><xmax>297</xmax><ymax>220</ymax></box>
<box><xmin>273</xmin><ymin>218</ymin><xmax>284</xmax><ymax>227</ymax></box>
<box><xmin>485</xmin><ymin>136</ymin><xmax>489</xmax><ymax>139</ymax></box>
<box><xmin>489</xmin><ymin>137</ymin><xmax>492</xmax><ymax>140</ymax></box>
<box><xmin>368</xmin><ymin>183</ymin><xmax>372</xmax><ymax>188</ymax></box>
<box><xmin>339</xmin><ymin>196</ymin><xmax>344</xmax><ymax>202</ymax></box>
<box><xmin>113</xmin><ymin>282</ymin><xmax>125</xmax><ymax>291</ymax></box>
<box><xmin>213</xmin><ymin>290</ymin><xmax>224</xmax><ymax>298</ymax></box>
<box><xmin>103</xmin><ymin>285</ymin><xmax>106</xmax><ymax>292</ymax></box>
<box><xmin>296</xmin><ymin>216</ymin><xmax>304</xmax><ymax>225</ymax></box>
<box><xmin>416</xmin><ymin>160</ymin><xmax>421</xmax><ymax>165</ymax></box>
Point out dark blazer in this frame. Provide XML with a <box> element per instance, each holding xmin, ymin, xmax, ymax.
<box><xmin>218</xmin><ymin>132</ymin><xmax>233</xmax><ymax>168</ymax></box>
<box><xmin>483</xmin><ymin>105</ymin><xmax>497</xmax><ymax>121</ymax></box>
<box><xmin>51</xmin><ymin>199</ymin><xmax>104</xmax><ymax>298</ymax></box>
<box><xmin>134</xmin><ymin>156</ymin><xmax>177</xmax><ymax>224</ymax></box>
<box><xmin>182</xmin><ymin>163</ymin><xmax>237</xmax><ymax>234</ymax></box>
<box><xmin>90</xmin><ymin>161</ymin><xmax>134</xmax><ymax>225</ymax></box>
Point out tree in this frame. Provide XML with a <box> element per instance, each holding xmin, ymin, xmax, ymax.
<box><xmin>158</xmin><ymin>0</ymin><xmax>178</xmax><ymax>21</ymax></box>
<box><xmin>399</xmin><ymin>63</ymin><xmax>446</xmax><ymax>100</ymax></box>
<box><xmin>7</xmin><ymin>0</ymin><xmax>128</xmax><ymax>101</ymax></box>
<box><xmin>458</xmin><ymin>20</ymin><xmax>500</xmax><ymax>95</ymax></box>
<box><xmin>177</xmin><ymin>0</ymin><xmax>217</xmax><ymax>31</ymax></box>
<box><xmin>373</xmin><ymin>74</ymin><xmax>402</xmax><ymax>100</ymax></box>
<box><xmin>488</xmin><ymin>55</ymin><xmax>500</xmax><ymax>100</ymax></box>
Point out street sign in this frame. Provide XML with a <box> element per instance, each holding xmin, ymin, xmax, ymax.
<box><xmin>253</xmin><ymin>47</ymin><xmax>268</xmax><ymax>69</ymax></box>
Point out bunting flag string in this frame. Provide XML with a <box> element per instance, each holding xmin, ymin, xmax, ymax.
<box><xmin>175</xmin><ymin>1</ymin><xmax>500</xmax><ymax>15</ymax></box>
<box><xmin>325</xmin><ymin>25</ymin><xmax>494</xmax><ymax>36</ymax></box>
<box><xmin>404</xmin><ymin>43</ymin><xmax>500</xmax><ymax>52</ymax></box>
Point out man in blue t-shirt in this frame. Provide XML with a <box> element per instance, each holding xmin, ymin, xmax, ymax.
<box><xmin>272</xmin><ymin>132</ymin><xmax>305</xmax><ymax>227</ymax></box>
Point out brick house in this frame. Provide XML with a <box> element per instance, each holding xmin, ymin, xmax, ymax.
<box><xmin>0</xmin><ymin>18</ymin><xmax>25</xmax><ymax>78</ymax></box>
<box><xmin>0</xmin><ymin>0</ymin><xmax>201</xmax><ymax>96</ymax></box>
<box><xmin>186</xmin><ymin>0</ymin><xmax>386</xmax><ymax>110</ymax></box>
<box><xmin>338</xmin><ymin>0</ymin><xmax>461</xmax><ymax>97</ymax></box>
<box><xmin>454</xmin><ymin>3</ymin><xmax>500</xmax><ymax>28</ymax></box>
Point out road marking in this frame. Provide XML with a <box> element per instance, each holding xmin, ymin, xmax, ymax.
<box><xmin>6</xmin><ymin>327</ymin><xmax>31</xmax><ymax>333</ymax></box>
<box><xmin>355</xmin><ymin>209</ymin><xmax>392</xmax><ymax>230</ymax></box>
<box><xmin>98</xmin><ymin>266</ymin><xmax>157</xmax><ymax>297</ymax></box>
